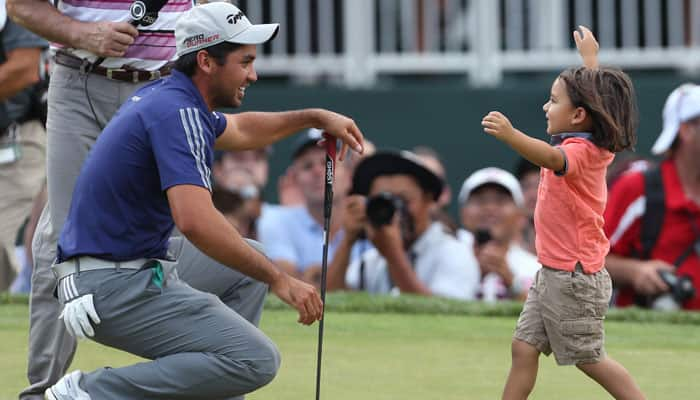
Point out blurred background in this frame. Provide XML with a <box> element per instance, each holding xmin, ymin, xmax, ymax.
<box><xmin>3</xmin><ymin>3</ymin><xmax>700</xmax><ymax>398</ymax></box>
<box><xmin>230</xmin><ymin>0</ymin><xmax>699</xmax><ymax>213</ymax></box>
<box><xmin>4</xmin><ymin>0</ymin><xmax>700</xmax><ymax>306</ymax></box>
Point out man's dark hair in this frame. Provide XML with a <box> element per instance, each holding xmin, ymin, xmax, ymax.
<box><xmin>174</xmin><ymin>42</ymin><xmax>243</xmax><ymax>77</ymax></box>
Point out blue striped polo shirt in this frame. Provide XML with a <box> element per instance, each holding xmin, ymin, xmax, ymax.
<box><xmin>57</xmin><ymin>70</ymin><xmax>227</xmax><ymax>262</ymax></box>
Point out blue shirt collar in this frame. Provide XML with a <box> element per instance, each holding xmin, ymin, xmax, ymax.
<box><xmin>550</xmin><ymin>132</ymin><xmax>592</xmax><ymax>146</ymax></box>
<box><xmin>169</xmin><ymin>70</ymin><xmax>210</xmax><ymax>112</ymax></box>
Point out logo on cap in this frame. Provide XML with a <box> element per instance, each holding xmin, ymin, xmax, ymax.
<box><xmin>227</xmin><ymin>11</ymin><xmax>244</xmax><ymax>24</ymax></box>
<box><xmin>183</xmin><ymin>33</ymin><xmax>221</xmax><ymax>49</ymax></box>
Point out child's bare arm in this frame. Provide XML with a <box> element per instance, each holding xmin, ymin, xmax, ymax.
<box><xmin>482</xmin><ymin>111</ymin><xmax>565</xmax><ymax>171</ymax></box>
<box><xmin>574</xmin><ymin>25</ymin><xmax>599</xmax><ymax>69</ymax></box>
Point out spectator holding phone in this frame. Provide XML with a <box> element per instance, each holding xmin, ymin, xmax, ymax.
<box><xmin>457</xmin><ymin>167</ymin><xmax>540</xmax><ymax>301</ymax></box>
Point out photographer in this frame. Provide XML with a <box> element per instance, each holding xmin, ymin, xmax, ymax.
<box><xmin>0</xmin><ymin>9</ymin><xmax>47</xmax><ymax>291</ymax></box>
<box><xmin>457</xmin><ymin>167</ymin><xmax>540</xmax><ymax>302</ymax></box>
<box><xmin>605</xmin><ymin>84</ymin><xmax>700</xmax><ymax>311</ymax></box>
<box><xmin>327</xmin><ymin>151</ymin><xmax>480</xmax><ymax>300</ymax></box>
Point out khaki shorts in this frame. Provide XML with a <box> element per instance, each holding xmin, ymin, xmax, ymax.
<box><xmin>513</xmin><ymin>263</ymin><xmax>612</xmax><ymax>365</ymax></box>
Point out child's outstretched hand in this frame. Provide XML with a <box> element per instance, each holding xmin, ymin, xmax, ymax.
<box><xmin>573</xmin><ymin>25</ymin><xmax>599</xmax><ymax>69</ymax></box>
<box><xmin>482</xmin><ymin>111</ymin><xmax>515</xmax><ymax>141</ymax></box>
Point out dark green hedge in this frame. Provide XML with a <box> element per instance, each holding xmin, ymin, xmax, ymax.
<box><xmin>4</xmin><ymin>291</ymin><xmax>700</xmax><ymax>325</ymax></box>
<box><xmin>265</xmin><ymin>292</ymin><xmax>700</xmax><ymax>325</ymax></box>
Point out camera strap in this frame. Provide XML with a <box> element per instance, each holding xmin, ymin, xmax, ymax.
<box><xmin>636</xmin><ymin>166</ymin><xmax>665</xmax><ymax>260</ymax></box>
<box><xmin>671</xmin><ymin>211</ymin><xmax>700</xmax><ymax>268</ymax></box>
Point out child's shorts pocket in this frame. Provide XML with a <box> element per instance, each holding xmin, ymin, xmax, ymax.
<box><xmin>560</xmin><ymin>317</ymin><xmax>605</xmax><ymax>363</ymax></box>
<box><xmin>571</xmin><ymin>268</ymin><xmax>612</xmax><ymax>317</ymax></box>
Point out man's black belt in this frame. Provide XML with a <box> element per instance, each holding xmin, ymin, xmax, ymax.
<box><xmin>54</xmin><ymin>51</ymin><xmax>172</xmax><ymax>83</ymax></box>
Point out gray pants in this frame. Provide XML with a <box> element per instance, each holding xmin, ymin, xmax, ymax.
<box><xmin>57</xmin><ymin>238</ymin><xmax>279</xmax><ymax>399</ymax></box>
<box><xmin>21</xmin><ymin>65</ymin><xmax>273</xmax><ymax>399</ymax></box>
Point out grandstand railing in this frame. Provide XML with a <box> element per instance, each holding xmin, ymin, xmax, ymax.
<box><xmin>237</xmin><ymin>0</ymin><xmax>700</xmax><ymax>87</ymax></box>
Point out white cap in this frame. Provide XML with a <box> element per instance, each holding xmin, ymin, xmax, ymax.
<box><xmin>652</xmin><ymin>84</ymin><xmax>700</xmax><ymax>155</ymax></box>
<box><xmin>175</xmin><ymin>3</ymin><xmax>279</xmax><ymax>57</ymax></box>
<box><xmin>458</xmin><ymin>167</ymin><xmax>524</xmax><ymax>207</ymax></box>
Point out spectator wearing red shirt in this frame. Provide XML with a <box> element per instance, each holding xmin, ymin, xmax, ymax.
<box><xmin>605</xmin><ymin>83</ymin><xmax>700</xmax><ymax>311</ymax></box>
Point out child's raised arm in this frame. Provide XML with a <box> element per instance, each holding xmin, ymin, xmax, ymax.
<box><xmin>481</xmin><ymin>112</ymin><xmax>565</xmax><ymax>172</ymax></box>
<box><xmin>574</xmin><ymin>25</ymin><xmax>599</xmax><ymax>69</ymax></box>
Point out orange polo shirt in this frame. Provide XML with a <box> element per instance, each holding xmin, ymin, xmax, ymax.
<box><xmin>534</xmin><ymin>136</ymin><xmax>614</xmax><ymax>273</ymax></box>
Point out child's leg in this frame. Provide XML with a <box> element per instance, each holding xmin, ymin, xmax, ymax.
<box><xmin>576</xmin><ymin>357</ymin><xmax>646</xmax><ymax>400</ymax></box>
<box><xmin>504</xmin><ymin>269</ymin><xmax>549</xmax><ymax>400</ymax></box>
<box><xmin>502</xmin><ymin>339</ymin><xmax>540</xmax><ymax>400</ymax></box>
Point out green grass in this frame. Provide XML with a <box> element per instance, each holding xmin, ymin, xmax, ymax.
<box><xmin>2</xmin><ymin>300</ymin><xmax>700</xmax><ymax>399</ymax></box>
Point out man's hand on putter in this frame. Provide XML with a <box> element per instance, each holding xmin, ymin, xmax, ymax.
<box><xmin>271</xmin><ymin>273</ymin><xmax>323</xmax><ymax>325</ymax></box>
<box><xmin>313</xmin><ymin>109</ymin><xmax>364</xmax><ymax>161</ymax></box>
<box><xmin>482</xmin><ymin>111</ymin><xmax>516</xmax><ymax>142</ymax></box>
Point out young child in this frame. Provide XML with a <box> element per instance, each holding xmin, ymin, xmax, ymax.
<box><xmin>482</xmin><ymin>27</ymin><xmax>646</xmax><ymax>400</ymax></box>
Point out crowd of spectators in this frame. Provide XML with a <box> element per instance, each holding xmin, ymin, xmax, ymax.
<box><xmin>1</xmin><ymin>22</ymin><xmax>698</xmax><ymax>311</ymax></box>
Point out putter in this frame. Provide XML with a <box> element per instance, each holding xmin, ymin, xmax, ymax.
<box><xmin>315</xmin><ymin>132</ymin><xmax>337</xmax><ymax>400</ymax></box>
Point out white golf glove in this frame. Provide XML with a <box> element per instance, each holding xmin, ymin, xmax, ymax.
<box><xmin>59</xmin><ymin>294</ymin><xmax>101</xmax><ymax>339</ymax></box>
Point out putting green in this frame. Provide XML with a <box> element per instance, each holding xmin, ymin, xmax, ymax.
<box><xmin>1</xmin><ymin>301</ymin><xmax>699</xmax><ymax>399</ymax></box>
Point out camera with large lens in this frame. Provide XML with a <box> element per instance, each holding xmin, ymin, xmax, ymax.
<box><xmin>657</xmin><ymin>270</ymin><xmax>695</xmax><ymax>305</ymax></box>
<box><xmin>474</xmin><ymin>229</ymin><xmax>493</xmax><ymax>246</ymax></box>
<box><xmin>365</xmin><ymin>192</ymin><xmax>405</xmax><ymax>227</ymax></box>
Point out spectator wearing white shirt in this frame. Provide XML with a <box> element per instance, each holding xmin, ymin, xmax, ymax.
<box><xmin>458</xmin><ymin>167</ymin><xmax>540</xmax><ymax>302</ymax></box>
<box><xmin>327</xmin><ymin>151</ymin><xmax>480</xmax><ymax>300</ymax></box>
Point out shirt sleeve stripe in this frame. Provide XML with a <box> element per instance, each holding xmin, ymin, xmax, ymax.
<box><xmin>609</xmin><ymin>195</ymin><xmax>646</xmax><ymax>246</ymax></box>
<box><xmin>179</xmin><ymin>108</ymin><xmax>210</xmax><ymax>190</ymax></box>
<box><xmin>185</xmin><ymin>108</ymin><xmax>211</xmax><ymax>190</ymax></box>
<box><xmin>192</xmin><ymin>109</ymin><xmax>212</xmax><ymax>188</ymax></box>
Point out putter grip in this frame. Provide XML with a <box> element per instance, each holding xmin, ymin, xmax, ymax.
<box><xmin>322</xmin><ymin>132</ymin><xmax>337</xmax><ymax>161</ymax></box>
<box><xmin>322</xmin><ymin>133</ymin><xmax>336</xmax><ymax>220</ymax></box>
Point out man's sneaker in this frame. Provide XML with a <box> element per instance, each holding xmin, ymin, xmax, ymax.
<box><xmin>45</xmin><ymin>371</ymin><xmax>92</xmax><ymax>400</ymax></box>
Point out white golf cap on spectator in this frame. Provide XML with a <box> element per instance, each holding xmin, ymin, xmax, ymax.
<box><xmin>458</xmin><ymin>167</ymin><xmax>524</xmax><ymax>207</ymax></box>
<box><xmin>175</xmin><ymin>2</ymin><xmax>279</xmax><ymax>57</ymax></box>
<box><xmin>652</xmin><ymin>83</ymin><xmax>700</xmax><ymax>155</ymax></box>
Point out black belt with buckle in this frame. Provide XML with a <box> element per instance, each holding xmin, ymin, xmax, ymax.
<box><xmin>53</xmin><ymin>51</ymin><xmax>172</xmax><ymax>83</ymax></box>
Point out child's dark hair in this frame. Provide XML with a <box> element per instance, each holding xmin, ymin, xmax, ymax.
<box><xmin>558</xmin><ymin>66</ymin><xmax>638</xmax><ymax>153</ymax></box>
